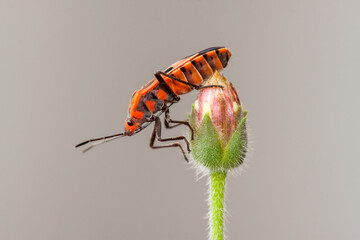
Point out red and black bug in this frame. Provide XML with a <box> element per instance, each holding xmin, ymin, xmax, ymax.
<box><xmin>76</xmin><ymin>46</ymin><xmax>232</xmax><ymax>161</ymax></box>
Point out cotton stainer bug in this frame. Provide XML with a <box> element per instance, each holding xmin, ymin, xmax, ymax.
<box><xmin>76</xmin><ymin>46</ymin><xmax>232</xmax><ymax>161</ymax></box>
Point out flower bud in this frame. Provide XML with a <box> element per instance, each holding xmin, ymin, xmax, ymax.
<box><xmin>189</xmin><ymin>71</ymin><xmax>247</xmax><ymax>172</ymax></box>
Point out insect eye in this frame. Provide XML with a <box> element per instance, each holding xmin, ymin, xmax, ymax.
<box><xmin>127</xmin><ymin>119</ymin><xmax>133</xmax><ymax>126</ymax></box>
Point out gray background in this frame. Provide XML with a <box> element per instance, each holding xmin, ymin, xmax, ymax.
<box><xmin>1</xmin><ymin>0</ymin><xmax>360</xmax><ymax>239</ymax></box>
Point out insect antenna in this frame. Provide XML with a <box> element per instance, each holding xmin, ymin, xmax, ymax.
<box><xmin>75</xmin><ymin>133</ymin><xmax>127</xmax><ymax>152</ymax></box>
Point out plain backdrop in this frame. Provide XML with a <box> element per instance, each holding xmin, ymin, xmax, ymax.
<box><xmin>1</xmin><ymin>1</ymin><xmax>360</xmax><ymax>240</ymax></box>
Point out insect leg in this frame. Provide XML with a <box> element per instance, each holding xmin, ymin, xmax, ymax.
<box><xmin>149</xmin><ymin>116</ymin><xmax>190</xmax><ymax>162</ymax></box>
<box><xmin>156</xmin><ymin>71</ymin><xmax>223</xmax><ymax>90</ymax></box>
<box><xmin>154</xmin><ymin>73</ymin><xmax>180</xmax><ymax>102</ymax></box>
<box><xmin>163</xmin><ymin>107</ymin><xmax>194</xmax><ymax>140</ymax></box>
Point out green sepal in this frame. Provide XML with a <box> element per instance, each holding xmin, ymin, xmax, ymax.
<box><xmin>191</xmin><ymin>113</ymin><xmax>223</xmax><ymax>171</ymax></box>
<box><xmin>235</xmin><ymin>107</ymin><xmax>247</xmax><ymax>125</ymax></box>
<box><xmin>243</xmin><ymin>110</ymin><xmax>248</xmax><ymax>118</ymax></box>
<box><xmin>189</xmin><ymin>104</ymin><xmax>197</xmax><ymax>133</ymax></box>
<box><xmin>221</xmin><ymin>116</ymin><xmax>248</xmax><ymax>169</ymax></box>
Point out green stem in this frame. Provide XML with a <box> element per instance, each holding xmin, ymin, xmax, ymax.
<box><xmin>209</xmin><ymin>171</ymin><xmax>227</xmax><ymax>240</ymax></box>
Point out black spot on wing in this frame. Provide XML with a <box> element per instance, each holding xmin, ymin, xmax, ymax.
<box><xmin>180</xmin><ymin>66</ymin><xmax>192</xmax><ymax>75</ymax></box>
<box><xmin>164</xmin><ymin>67</ymin><xmax>173</xmax><ymax>73</ymax></box>
<box><xmin>202</xmin><ymin>54</ymin><xmax>215</xmax><ymax>71</ymax></box>
<box><xmin>191</xmin><ymin>60</ymin><xmax>206</xmax><ymax>79</ymax></box>
<box><xmin>216</xmin><ymin>50</ymin><xmax>229</xmax><ymax>68</ymax></box>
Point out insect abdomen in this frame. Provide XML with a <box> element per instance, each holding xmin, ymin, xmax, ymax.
<box><xmin>165</xmin><ymin>47</ymin><xmax>231</xmax><ymax>95</ymax></box>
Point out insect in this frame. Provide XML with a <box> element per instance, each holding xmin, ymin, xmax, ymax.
<box><xmin>76</xmin><ymin>46</ymin><xmax>232</xmax><ymax>161</ymax></box>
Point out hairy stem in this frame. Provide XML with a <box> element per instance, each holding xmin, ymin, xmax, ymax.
<box><xmin>209</xmin><ymin>171</ymin><xmax>227</xmax><ymax>240</ymax></box>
